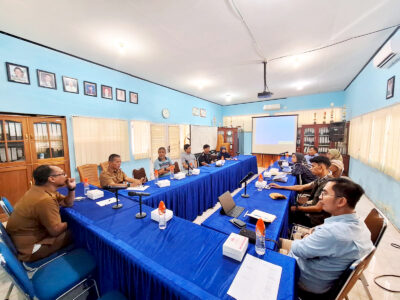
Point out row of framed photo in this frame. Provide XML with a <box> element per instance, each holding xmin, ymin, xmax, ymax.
<box><xmin>5</xmin><ymin>62</ymin><xmax>138</xmax><ymax>103</ymax></box>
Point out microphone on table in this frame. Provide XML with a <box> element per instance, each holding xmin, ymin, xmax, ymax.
<box><xmin>185</xmin><ymin>159</ymin><xmax>193</xmax><ymax>176</ymax></box>
<box><xmin>239</xmin><ymin>171</ymin><xmax>254</xmax><ymax>198</ymax></box>
<box><xmin>128</xmin><ymin>191</ymin><xmax>149</xmax><ymax>219</ymax></box>
<box><xmin>105</xmin><ymin>185</ymin><xmax>127</xmax><ymax>209</ymax></box>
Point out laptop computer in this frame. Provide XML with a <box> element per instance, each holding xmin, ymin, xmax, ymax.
<box><xmin>219</xmin><ymin>191</ymin><xmax>245</xmax><ymax>218</ymax></box>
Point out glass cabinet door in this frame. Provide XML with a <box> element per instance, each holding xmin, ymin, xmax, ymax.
<box><xmin>31</xmin><ymin>119</ymin><xmax>65</xmax><ymax>161</ymax></box>
<box><xmin>0</xmin><ymin>119</ymin><xmax>27</xmax><ymax>164</ymax></box>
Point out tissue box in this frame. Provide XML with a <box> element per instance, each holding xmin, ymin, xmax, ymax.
<box><xmin>255</xmin><ymin>180</ymin><xmax>267</xmax><ymax>189</ymax></box>
<box><xmin>87</xmin><ymin>189</ymin><xmax>104</xmax><ymax>200</ymax></box>
<box><xmin>192</xmin><ymin>169</ymin><xmax>200</xmax><ymax>175</ymax></box>
<box><xmin>269</xmin><ymin>168</ymin><xmax>279</xmax><ymax>175</ymax></box>
<box><xmin>151</xmin><ymin>208</ymin><xmax>173</xmax><ymax>222</ymax></box>
<box><xmin>216</xmin><ymin>160</ymin><xmax>226</xmax><ymax>167</ymax></box>
<box><xmin>263</xmin><ymin>171</ymin><xmax>272</xmax><ymax>178</ymax></box>
<box><xmin>156</xmin><ymin>179</ymin><xmax>170</xmax><ymax>188</ymax></box>
<box><xmin>282</xmin><ymin>161</ymin><xmax>289</xmax><ymax>167</ymax></box>
<box><xmin>174</xmin><ymin>172</ymin><xmax>186</xmax><ymax>180</ymax></box>
<box><xmin>223</xmin><ymin>233</ymin><xmax>248</xmax><ymax>262</ymax></box>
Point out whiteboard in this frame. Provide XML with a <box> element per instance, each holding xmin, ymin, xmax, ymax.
<box><xmin>190</xmin><ymin>125</ymin><xmax>218</xmax><ymax>154</ymax></box>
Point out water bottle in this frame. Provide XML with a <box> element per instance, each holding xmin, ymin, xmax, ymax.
<box><xmin>169</xmin><ymin>165</ymin><xmax>174</xmax><ymax>180</ymax></box>
<box><xmin>154</xmin><ymin>170</ymin><xmax>159</xmax><ymax>183</ymax></box>
<box><xmin>257</xmin><ymin>174</ymin><xmax>263</xmax><ymax>191</ymax></box>
<box><xmin>158</xmin><ymin>201</ymin><xmax>166</xmax><ymax>230</ymax></box>
<box><xmin>255</xmin><ymin>218</ymin><xmax>266</xmax><ymax>256</ymax></box>
<box><xmin>83</xmin><ymin>178</ymin><xmax>89</xmax><ymax>196</ymax></box>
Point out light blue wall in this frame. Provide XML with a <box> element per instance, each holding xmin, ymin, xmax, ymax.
<box><xmin>222</xmin><ymin>91</ymin><xmax>346</xmax><ymax>155</ymax></box>
<box><xmin>345</xmin><ymin>54</ymin><xmax>400</xmax><ymax>229</ymax></box>
<box><xmin>0</xmin><ymin>33</ymin><xmax>222</xmax><ymax>179</ymax></box>
<box><xmin>222</xmin><ymin>91</ymin><xmax>345</xmax><ymax>117</ymax></box>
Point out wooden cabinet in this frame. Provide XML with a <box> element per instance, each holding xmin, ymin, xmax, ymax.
<box><xmin>0</xmin><ymin>114</ymin><xmax>70</xmax><ymax>221</ymax></box>
<box><xmin>217</xmin><ymin>127</ymin><xmax>238</xmax><ymax>156</ymax></box>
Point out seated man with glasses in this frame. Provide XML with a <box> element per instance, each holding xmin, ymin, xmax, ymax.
<box><xmin>6</xmin><ymin>165</ymin><xmax>75</xmax><ymax>262</ymax></box>
<box><xmin>289</xmin><ymin>178</ymin><xmax>374</xmax><ymax>295</ymax></box>
<box><xmin>270</xmin><ymin>156</ymin><xmax>332</xmax><ymax>227</ymax></box>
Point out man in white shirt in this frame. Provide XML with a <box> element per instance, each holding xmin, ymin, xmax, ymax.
<box><xmin>289</xmin><ymin>177</ymin><xmax>374</xmax><ymax>295</ymax></box>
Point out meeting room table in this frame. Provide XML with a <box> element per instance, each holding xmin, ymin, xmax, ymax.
<box><xmin>59</xmin><ymin>182</ymin><xmax>298</xmax><ymax>300</ymax></box>
<box><xmin>202</xmin><ymin>166</ymin><xmax>297</xmax><ymax>250</ymax></box>
<box><xmin>118</xmin><ymin>155</ymin><xmax>258</xmax><ymax>221</ymax></box>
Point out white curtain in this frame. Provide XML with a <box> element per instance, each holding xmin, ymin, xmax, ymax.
<box><xmin>131</xmin><ymin>120</ymin><xmax>151</xmax><ymax>160</ymax></box>
<box><xmin>348</xmin><ymin>102</ymin><xmax>400</xmax><ymax>181</ymax></box>
<box><xmin>168</xmin><ymin>125</ymin><xmax>180</xmax><ymax>159</ymax></box>
<box><xmin>72</xmin><ymin>116</ymin><xmax>129</xmax><ymax>166</ymax></box>
<box><xmin>151</xmin><ymin>124</ymin><xmax>167</xmax><ymax>161</ymax></box>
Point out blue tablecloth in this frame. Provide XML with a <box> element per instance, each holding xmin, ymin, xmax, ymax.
<box><xmin>119</xmin><ymin>155</ymin><xmax>258</xmax><ymax>221</ymax></box>
<box><xmin>61</xmin><ymin>203</ymin><xmax>297</xmax><ymax>300</ymax></box>
<box><xmin>202</xmin><ymin>170</ymin><xmax>297</xmax><ymax>250</ymax></box>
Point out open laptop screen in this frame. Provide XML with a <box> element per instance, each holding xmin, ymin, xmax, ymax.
<box><xmin>218</xmin><ymin>191</ymin><xmax>236</xmax><ymax>213</ymax></box>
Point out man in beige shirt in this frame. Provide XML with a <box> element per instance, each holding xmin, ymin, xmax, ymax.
<box><xmin>6</xmin><ymin>165</ymin><xmax>75</xmax><ymax>262</ymax></box>
<box><xmin>100</xmin><ymin>154</ymin><xmax>144</xmax><ymax>188</ymax></box>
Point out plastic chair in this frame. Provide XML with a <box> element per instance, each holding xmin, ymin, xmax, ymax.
<box><xmin>132</xmin><ymin>167</ymin><xmax>148</xmax><ymax>182</ymax></box>
<box><xmin>0</xmin><ymin>197</ymin><xmax>14</xmax><ymax>216</ymax></box>
<box><xmin>0</xmin><ymin>240</ymin><xmax>99</xmax><ymax>300</ymax></box>
<box><xmin>100</xmin><ymin>161</ymin><xmax>109</xmax><ymax>172</ymax></box>
<box><xmin>0</xmin><ymin>223</ymin><xmax>73</xmax><ymax>299</ymax></box>
<box><xmin>77</xmin><ymin>164</ymin><xmax>101</xmax><ymax>187</ymax></box>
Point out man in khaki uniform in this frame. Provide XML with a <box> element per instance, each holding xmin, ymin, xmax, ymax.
<box><xmin>6</xmin><ymin>165</ymin><xmax>75</xmax><ymax>262</ymax></box>
<box><xmin>100</xmin><ymin>154</ymin><xmax>144</xmax><ymax>188</ymax></box>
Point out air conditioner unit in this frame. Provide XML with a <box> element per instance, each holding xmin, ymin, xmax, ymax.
<box><xmin>263</xmin><ymin>104</ymin><xmax>281</xmax><ymax>111</ymax></box>
<box><xmin>373</xmin><ymin>31</ymin><xmax>400</xmax><ymax>68</ymax></box>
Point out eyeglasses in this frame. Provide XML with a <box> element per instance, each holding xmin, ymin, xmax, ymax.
<box><xmin>320</xmin><ymin>190</ymin><xmax>339</xmax><ymax>199</ymax></box>
<box><xmin>50</xmin><ymin>172</ymin><xmax>66</xmax><ymax>177</ymax></box>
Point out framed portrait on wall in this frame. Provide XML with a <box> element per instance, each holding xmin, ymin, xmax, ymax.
<box><xmin>200</xmin><ymin>108</ymin><xmax>207</xmax><ymax>118</ymax></box>
<box><xmin>62</xmin><ymin>76</ymin><xmax>79</xmax><ymax>93</ymax></box>
<box><xmin>101</xmin><ymin>85</ymin><xmax>113</xmax><ymax>99</ymax></box>
<box><xmin>83</xmin><ymin>81</ymin><xmax>97</xmax><ymax>97</ymax></box>
<box><xmin>6</xmin><ymin>62</ymin><xmax>30</xmax><ymax>84</ymax></box>
<box><xmin>116</xmin><ymin>88</ymin><xmax>126</xmax><ymax>102</ymax></box>
<box><xmin>37</xmin><ymin>70</ymin><xmax>56</xmax><ymax>89</ymax></box>
<box><xmin>129</xmin><ymin>92</ymin><xmax>138</xmax><ymax>104</ymax></box>
<box><xmin>386</xmin><ymin>76</ymin><xmax>395</xmax><ymax>99</ymax></box>
<box><xmin>192</xmin><ymin>107</ymin><xmax>200</xmax><ymax>116</ymax></box>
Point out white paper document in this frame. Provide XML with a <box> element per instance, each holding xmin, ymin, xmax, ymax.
<box><xmin>127</xmin><ymin>185</ymin><xmax>149</xmax><ymax>191</ymax></box>
<box><xmin>96</xmin><ymin>197</ymin><xmax>117</xmax><ymax>207</ymax></box>
<box><xmin>227</xmin><ymin>254</ymin><xmax>282</xmax><ymax>300</ymax></box>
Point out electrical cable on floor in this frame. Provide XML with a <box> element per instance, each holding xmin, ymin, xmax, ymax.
<box><xmin>373</xmin><ymin>242</ymin><xmax>400</xmax><ymax>293</ymax></box>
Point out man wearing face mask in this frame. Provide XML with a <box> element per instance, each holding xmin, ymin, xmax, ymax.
<box><xmin>270</xmin><ymin>156</ymin><xmax>332</xmax><ymax>226</ymax></box>
<box><xmin>6</xmin><ymin>165</ymin><xmax>75</xmax><ymax>262</ymax></box>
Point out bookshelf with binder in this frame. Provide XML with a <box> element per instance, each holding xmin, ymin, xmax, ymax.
<box><xmin>297</xmin><ymin>122</ymin><xmax>350</xmax><ymax>175</ymax></box>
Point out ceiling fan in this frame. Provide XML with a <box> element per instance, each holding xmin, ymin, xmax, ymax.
<box><xmin>258</xmin><ymin>61</ymin><xmax>273</xmax><ymax>99</ymax></box>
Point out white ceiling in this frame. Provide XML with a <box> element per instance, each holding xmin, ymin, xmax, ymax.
<box><xmin>1</xmin><ymin>0</ymin><xmax>400</xmax><ymax>105</ymax></box>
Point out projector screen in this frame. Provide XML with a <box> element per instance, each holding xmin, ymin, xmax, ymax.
<box><xmin>252</xmin><ymin>115</ymin><xmax>298</xmax><ymax>154</ymax></box>
<box><xmin>190</xmin><ymin>125</ymin><xmax>218</xmax><ymax>154</ymax></box>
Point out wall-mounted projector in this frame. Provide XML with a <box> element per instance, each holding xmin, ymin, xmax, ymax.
<box><xmin>263</xmin><ymin>104</ymin><xmax>281</xmax><ymax>111</ymax></box>
<box><xmin>258</xmin><ymin>91</ymin><xmax>274</xmax><ymax>99</ymax></box>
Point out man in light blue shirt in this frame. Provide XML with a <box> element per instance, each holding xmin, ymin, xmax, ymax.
<box><xmin>304</xmin><ymin>146</ymin><xmax>319</xmax><ymax>166</ymax></box>
<box><xmin>154</xmin><ymin>147</ymin><xmax>173</xmax><ymax>178</ymax></box>
<box><xmin>289</xmin><ymin>177</ymin><xmax>374</xmax><ymax>295</ymax></box>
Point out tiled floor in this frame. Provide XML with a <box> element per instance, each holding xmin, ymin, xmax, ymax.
<box><xmin>1</xmin><ymin>170</ymin><xmax>399</xmax><ymax>299</ymax></box>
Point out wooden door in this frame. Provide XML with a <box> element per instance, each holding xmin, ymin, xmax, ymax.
<box><xmin>0</xmin><ymin>116</ymin><xmax>32</xmax><ymax>221</ymax></box>
<box><xmin>28</xmin><ymin>117</ymin><xmax>70</xmax><ymax>177</ymax></box>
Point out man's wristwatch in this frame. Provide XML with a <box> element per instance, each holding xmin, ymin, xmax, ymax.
<box><xmin>127</xmin><ymin>182</ymin><xmax>131</xmax><ymax>187</ymax></box>
<box><xmin>68</xmin><ymin>187</ymin><xmax>76</xmax><ymax>191</ymax></box>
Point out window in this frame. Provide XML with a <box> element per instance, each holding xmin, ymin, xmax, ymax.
<box><xmin>72</xmin><ymin>117</ymin><xmax>129</xmax><ymax>166</ymax></box>
<box><xmin>348</xmin><ymin>103</ymin><xmax>400</xmax><ymax>181</ymax></box>
<box><xmin>131</xmin><ymin>121</ymin><xmax>151</xmax><ymax>160</ymax></box>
